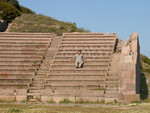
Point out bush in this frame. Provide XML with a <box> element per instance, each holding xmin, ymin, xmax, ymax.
<box><xmin>0</xmin><ymin>2</ymin><xmax>21</xmax><ymax>22</ymax></box>
<box><xmin>20</xmin><ymin>6</ymin><xmax>35</xmax><ymax>14</ymax></box>
<box><xmin>7</xmin><ymin>0</ymin><xmax>21</xmax><ymax>10</ymax></box>
<box><xmin>59</xmin><ymin>98</ymin><xmax>73</xmax><ymax>104</ymax></box>
<box><xmin>143</xmin><ymin>56</ymin><xmax>150</xmax><ymax>65</ymax></box>
<box><xmin>0</xmin><ymin>0</ymin><xmax>21</xmax><ymax>10</ymax></box>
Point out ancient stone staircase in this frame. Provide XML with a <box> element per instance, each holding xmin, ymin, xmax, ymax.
<box><xmin>27</xmin><ymin>36</ymin><xmax>62</xmax><ymax>100</ymax></box>
<box><xmin>0</xmin><ymin>32</ymin><xmax>140</xmax><ymax>103</ymax></box>
<box><xmin>42</xmin><ymin>33</ymin><xmax>117</xmax><ymax>103</ymax></box>
<box><xmin>105</xmin><ymin>53</ymin><xmax>121</xmax><ymax>103</ymax></box>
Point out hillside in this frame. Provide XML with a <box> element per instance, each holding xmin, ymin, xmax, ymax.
<box><xmin>140</xmin><ymin>54</ymin><xmax>150</xmax><ymax>101</ymax></box>
<box><xmin>8</xmin><ymin>14</ymin><xmax>90</xmax><ymax>35</ymax></box>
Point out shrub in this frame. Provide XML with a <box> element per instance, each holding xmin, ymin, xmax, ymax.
<box><xmin>59</xmin><ymin>98</ymin><xmax>73</xmax><ymax>104</ymax></box>
<box><xmin>20</xmin><ymin>6</ymin><xmax>35</xmax><ymax>14</ymax></box>
<box><xmin>8</xmin><ymin>108</ymin><xmax>22</xmax><ymax>113</ymax></box>
<box><xmin>143</xmin><ymin>56</ymin><xmax>150</xmax><ymax>65</ymax></box>
<box><xmin>0</xmin><ymin>2</ymin><xmax>21</xmax><ymax>22</ymax></box>
<box><xmin>7</xmin><ymin>0</ymin><xmax>21</xmax><ymax>10</ymax></box>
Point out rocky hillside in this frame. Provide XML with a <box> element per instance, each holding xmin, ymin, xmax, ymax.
<box><xmin>8</xmin><ymin>14</ymin><xmax>90</xmax><ymax>35</ymax></box>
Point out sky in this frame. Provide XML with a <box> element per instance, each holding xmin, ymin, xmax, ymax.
<box><xmin>18</xmin><ymin>0</ymin><xmax>150</xmax><ymax>57</ymax></box>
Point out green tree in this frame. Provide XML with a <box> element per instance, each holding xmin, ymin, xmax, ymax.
<box><xmin>0</xmin><ymin>2</ymin><xmax>21</xmax><ymax>22</ymax></box>
<box><xmin>20</xmin><ymin>6</ymin><xmax>35</xmax><ymax>14</ymax></box>
<box><xmin>0</xmin><ymin>0</ymin><xmax>21</xmax><ymax>10</ymax></box>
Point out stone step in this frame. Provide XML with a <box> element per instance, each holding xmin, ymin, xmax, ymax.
<box><xmin>105</xmin><ymin>90</ymin><xmax>118</xmax><ymax>94</ymax></box>
<box><xmin>0</xmin><ymin>73</ymin><xmax>34</xmax><ymax>78</ymax></box>
<box><xmin>55</xmin><ymin>56</ymin><xmax>111</xmax><ymax>60</ymax></box>
<box><xmin>63</xmin><ymin>36</ymin><xmax>116</xmax><ymax>38</ymax></box>
<box><xmin>0</xmin><ymin>66</ymin><xmax>37</xmax><ymax>70</ymax></box>
<box><xmin>62</xmin><ymin>38</ymin><xmax>115</xmax><ymax>41</ymax></box>
<box><xmin>107</xmin><ymin>76</ymin><xmax>119</xmax><ymax>81</ymax></box>
<box><xmin>52</xmin><ymin>64</ymin><xmax>108</xmax><ymax>68</ymax></box>
<box><xmin>48</xmin><ymin>73</ymin><xmax>106</xmax><ymax>76</ymax></box>
<box><xmin>59</xmin><ymin>44</ymin><xmax>114</xmax><ymax>47</ymax></box>
<box><xmin>0</xmin><ymin>83</ymin><xmax>29</xmax><ymax>89</ymax></box>
<box><xmin>36</xmin><ymin>74</ymin><xmax>48</xmax><ymax>77</ymax></box>
<box><xmin>53</xmin><ymin>60</ymin><xmax>110</xmax><ymax>65</ymax></box>
<box><xmin>63</xmin><ymin>33</ymin><xmax>105</xmax><ymax>35</ymax></box>
<box><xmin>42</xmin><ymin>90</ymin><xmax>104</xmax><ymax>97</ymax></box>
<box><xmin>50</xmin><ymin>68</ymin><xmax>108</xmax><ymax>73</ymax></box>
<box><xmin>0</xmin><ymin>52</ymin><xmax>45</xmax><ymax>56</ymax></box>
<box><xmin>0</xmin><ymin>36</ymin><xmax>53</xmax><ymax>39</ymax></box>
<box><xmin>105</xmin><ymin>94</ymin><xmax>118</xmax><ymax>98</ymax></box>
<box><xmin>56</xmin><ymin>52</ymin><xmax>112</xmax><ymax>56</ymax></box>
<box><xmin>0</xmin><ymin>62</ymin><xmax>40</xmax><ymax>66</ymax></box>
<box><xmin>0</xmin><ymin>58</ymin><xmax>42</xmax><ymax>62</ymax></box>
<box><xmin>50</xmin><ymin>67</ymin><xmax>108</xmax><ymax>70</ymax></box>
<box><xmin>0</xmin><ymin>48</ymin><xmax>46</xmax><ymax>51</ymax></box>
<box><xmin>50</xmin><ymin>76</ymin><xmax>105</xmax><ymax>80</ymax></box>
<box><xmin>29</xmin><ymin>86</ymin><xmax>43</xmax><ymax>90</ymax></box>
<box><xmin>106</xmin><ymin>81</ymin><xmax>118</xmax><ymax>84</ymax></box>
<box><xmin>0</xmin><ymin>49</ymin><xmax>45</xmax><ymax>53</ymax></box>
<box><xmin>27</xmin><ymin>93</ymin><xmax>41</xmax><ymax>96</ymax></box>
<box><xmin>57</xmin><ymin>51</ymin><xmax>112</xmax><ymax>54</ymax></box>
<box><xmin>59</xmin><ymin>46</ymin><xmax>114</xmax><ymax>49</ymax></box>
<box><xmin>0</xmin><ymin>37</ymin><xmax>51</xmax><ymax>41</ymax></box>
<box><xmin>106</xmin><ymin>88</ymin><xmax>118</xmax><ymax>91</ymax></box>
<box><xmin>49</xmin><ymin>72</ymin><xmax>105</xmax><ymax>76</ymax></box>
<box><xmin>106</xmin><ymin>83</ymin><xmax>118</xmax><ymax>87</ymax></box>
<box><xmin>0</xmin><ymin>44</ymin><xmax>48</xmax><ymax>48</ymax></box>
<box><xmin>0</xmin><ymin>78</ymin><xmax>31</xmax><ymax>83</ymax></box>
<box><xmin>0</xmin><ymin>55</ymin><xmax>43</xmax><ymax>58</ymax></box>
<box><xmin>0</xmin><ymin>69</ymin><xmax>36</xmax><ymax>73</ymax></box>
<box><xmin>32</xmin><ymin>84</ymin><xmax>43</xmax><ymax>87</ymax></box>
<box><xmin>32</xmin><ymin>80</ymin><xmax>45</xmax><ymax>84</ymax></box>
<box><xmin>29</xmin><ymin>90</ymin><xmax>41</xmax><ymax>93</ymax></box>
<box><xmin>58</xmin><ymin>48</ymin><xmax>113</xmax><ymax>52</ymax></box>
<box><xmin>0</xmin><ymin>65</ymin><xmax>38</xmax><ymax>69</ymax></box>
<box><xmin>61</xmin><ymin>41</ymin><xmax>114</xmax><ymax>44</ymax></box>
<box><xmin>44</xmin><ymin>84</ymin><xmax>105</xmax><ymax>90</ymax></box>
<box><xmin>0</xmin><ymin>40</ymin><xmax>50</xmax><ymax>44</ymax></box>
<box><xmin>46</xmin><ymin>80</ymin><xmax>105</xmax><ymax>85</ymax></box>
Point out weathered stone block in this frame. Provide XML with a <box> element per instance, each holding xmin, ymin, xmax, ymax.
<box><xmin>0</xmin><ymin>96</ymin><xmax>15</xmax><ymax>102</ymax></box>
<box><xmin>16</xmin><ymin>96</ymin><xmax>27</xmax><ymax>102</ymax></box>
<box><xmin>124</xmin><ymin>94</ymin><xmax>140</xmax><ymax>103</ymax></box>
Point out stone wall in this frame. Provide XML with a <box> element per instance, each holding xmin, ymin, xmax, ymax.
<box><xmin>0</xmin><ymin>20</ymin><xmax>7</xmax><ymax>32</ymax></box>
<box><xmin>0</xmin><ymin>89</ymin><xmax>27</xmax><ymax>102</ymax></box>
<box><xmin>118</xmin><ymin>32</ymin><xmax>141</xmax><ymax>103</ymax></box>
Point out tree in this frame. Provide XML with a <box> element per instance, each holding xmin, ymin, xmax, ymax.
<box><xmin>20</xmin><ymin>6</ymin><xmax>35</xmax><ymax>14</ymax></box>
<box><xmin>0</xmin><ymin>0</ymin><xmax>21</xmax><ymax>10</ymax></box>
<box><xmin>0</xmin><ymin>2</ymin><xmax>21</xmax><ymax>22</ymax></box>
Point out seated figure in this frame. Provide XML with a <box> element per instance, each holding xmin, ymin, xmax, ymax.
<box><xmin>71</xmin><ymin>50</ymin><xmax>86</xmax><ymax>68</ymax></box>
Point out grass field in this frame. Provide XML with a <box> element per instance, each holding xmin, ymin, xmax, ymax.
<box><xmin>0</xmin><ymin>102</ymin><xmax>150</xmax><ymax>113</ymax></box>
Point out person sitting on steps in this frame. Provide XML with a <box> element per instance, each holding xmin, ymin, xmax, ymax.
<box><xmin>71</xmin><ymin>50</ymin><xmax>87</xmax><ymax>68</ymax></box>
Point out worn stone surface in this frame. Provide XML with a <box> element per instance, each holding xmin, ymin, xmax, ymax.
<box><xmin>118</xmin><ymin>32</ymin><xmax>140</xmax><ymax>103</ymax></box>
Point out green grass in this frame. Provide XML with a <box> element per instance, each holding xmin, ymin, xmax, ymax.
<box><xmin>9</xmin><ymin>14</ymin><xmax>90</xmax><ymax>35</ymax></box>
<box><xmin>0</xmin><ymin>103</ymin><xmax>150</xmax><ymax>113</ymax></box>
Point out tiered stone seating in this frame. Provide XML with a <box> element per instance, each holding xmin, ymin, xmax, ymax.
<box><xmin>0</xmin><ymin>33</ymin><xmax>54</xmax><ymax>90</ymax></box>
<box><xmin>43</xmin><ymin>33</ymin><xmax>117</xmax><ymax>102</ymax></box>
